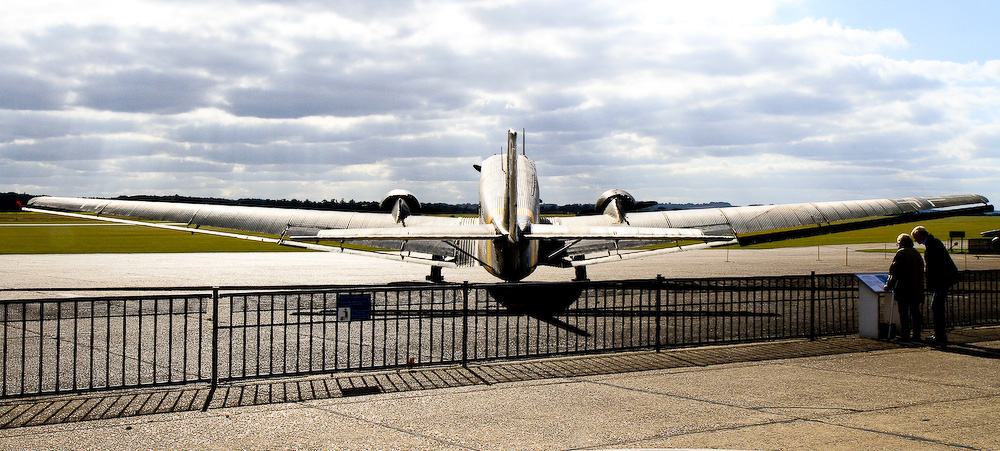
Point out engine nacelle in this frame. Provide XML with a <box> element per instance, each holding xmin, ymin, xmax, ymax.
<box><xmin>595</xmin><ymin>189</ymin><xmax>635</xmax><ymax>212</ymax></box>
<box><xmin>595</xmin><ymin>189</ymin><xmax>635</xmax><ymax>223</ymax></box>
<box><xmin>380</xmin><ymin>189</ymin><xmax>420</xmax><ymax>223</ymax></box>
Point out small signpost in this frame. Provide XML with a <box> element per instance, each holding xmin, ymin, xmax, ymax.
<box><xmin>949</xmin><ymin>231</ymin><xmax>966</xmax><ymax>253</ymax></box>
<box><xmin>336</xmin><ymin>294</ymin><xmax>371</xmax><ymax>321</ymax></box>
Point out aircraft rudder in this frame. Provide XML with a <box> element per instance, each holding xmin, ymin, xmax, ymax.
<box><xmin>505</xmin><ymin>129</ymin><xmax>519</xmax><ymax>242</ymax></box>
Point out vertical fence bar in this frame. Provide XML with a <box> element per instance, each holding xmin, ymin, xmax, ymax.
<box><xmin>55</xmin><ymin>301</ymin><xmax>62</xmax><ymax>392</ymax></box>
<box><xmin>137</xmin><ymin>299</ymin><xmax>143</xmax><ymax>386</ymax></box>
<box><xmin>86</xmin><ymin>299</ymin><xmax>97</xmax><ymax>394</ymax></box>
<box><xmin>333</xmin><ymin>292</ymin><xmax>340</xmax><ymax>370</ymax></box>
<box><xmin>378</xmin><ymin>291</ymin><xmax>385</xmax><ymax>369</ymax></box>
<box><xmin>269</xmin><ymin>294</ymin><xmax>277</xmax><ymax>375</ymax></box>
<box><xmin>306</xmin><ymin>293</ymin><xmax>314</xmax><ymax>372</ymax></box>
<box><xmin>392</xmin><ymin>291</ymin><xmax>400</xmax><ymax>368</ymax></box>
<box><xmin>294</xmin><ymin>294</ymin><xmax>301</xmax><ymax>372</ymax></box>
<box><xmin>20</xmin><ymin>301</ymin><xmax>26</xmax><ymax>395</ymax></box>
<box><xmin>256</xmin><ymin>294</ymin><xmax>263</xmax><ymax>377</ymax></box>
<box><xmin>105</xmin><ymin>299</ymin><xmax>111</xmax><ymax>390</ymax></box>
<box><xmin>462</xmin><ymin>282</ymin><xmax>469</xmax><ymax>368</ymax></box>
<box><xmin>198</xmin><ymin>296</ymin><xmax>205</xmax><ymax>383</ymax></box>
<box><xmin>71</xmin><ymin>301</ymin><xmax>78</xmax><ymax>391</ymax></box>
<box><xmin>37</xmin><ymin>302</ymin><xmax>44</xmax><ymax>393</ymax></box>
<box><xmin>370</xmin><ymin>290</ymin><xmax>377</xmax><ymax>368</ymax></box>
<box><xmin>242</xmin><ymin>295</ymin><xmax>249</xmax><ymax>378</ymax></box>
<box><xmin>2</xmin><ymin>302</ymin><xmax>7</xmax><ymax>397</ymax></box>
<box><xmin>325</xmin><ymin>292</ymin><xmax>332</xmax><ymax>372</ymax></box>
<box><xmin>203</xmin><ymin>287</ymin><xmax>219</xmax><ymax>412</ymax></box>
<box><xmin>119</xmin><ymin>299</ymin><xmax>126</xmax><ymax>386</ymax></box>
<box><xmin>810</xmin><ymin>271</ymin><xmax>817</xmax><ymax>340</ymax></box>
<box><xmin>181</xmin><ymin>297</ymin><xmax>187</xmax><ymax>383</ymax></box>
<box><xmin>654</xmin><ymin>275</ymin><xmax>663</xmax><ymax>352</ymax></box>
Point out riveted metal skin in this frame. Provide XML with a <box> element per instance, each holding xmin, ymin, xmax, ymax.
<box><xmin>545</xmin><ymin>194</ymin><xmax>991</xmax><ymax>254</ymax></box>
<box><xmin>476</xmin><ymin>130</ymin><xmax>541</xmax><ymax>280</ymax></box>
<box><xmin>27</xmin><ymin>195</ymin><xmax>474</xmax><ymax>262</ymax></box>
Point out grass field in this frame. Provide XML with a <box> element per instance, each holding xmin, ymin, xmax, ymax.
<box><xmin>2</xmin><ymin>211</ymin><xmax>998</xmax><ymax>255</ymax></box>
<box><xmin>0</xmin><ymin>212</ymin><xmax>308</xmax><ymax>254</ymax></box>
<box><xmin>742</xmin><ymin>215</ymin><xmax>1000</xmax><ymax>250</ymax></box>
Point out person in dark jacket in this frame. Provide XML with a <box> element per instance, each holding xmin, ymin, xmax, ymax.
<box><xmin>911</xmin><ymin>226</ymin><xmax>959</xmax><ymax>345</ymax></box>
<box><xmin>884</xmin><ymin>233</ymin><xmax>924</xmax><ymax>341</ymax></box>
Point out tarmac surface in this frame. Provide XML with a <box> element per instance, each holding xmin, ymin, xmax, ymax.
<box><xmin>1</xmin><ymin>247</ymin><xmax>999</xmax><ymax>450</ymax></box>
<box><xmin>4</xmin><ymin>244</ymin><xmax>1000</xmax><ymax>291</ymax></box>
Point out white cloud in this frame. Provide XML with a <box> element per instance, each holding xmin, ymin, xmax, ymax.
<box><xmin>0</xmin><ymin>0</ymin><xmax>998</xmax><ymax>206</ymax></box>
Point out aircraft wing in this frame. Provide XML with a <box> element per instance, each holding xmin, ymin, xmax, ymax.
<box><xmin>525</xmin><ymin>223</ymin><xmax>733</xmax><ymax>241</ymax></box>
<box><xmin>25</xmin><ymin>196</ymin><xmax>492</xmax><ymax>267</ymax></box>
<box><xmin>540</xmin><ymin>194</ymin><xmax>991</xmax><ymax>266</ymax></box>
<box><xmin>298</xmin><ymin>225</ymin><xmax>500</xmax><ymax>240</ymax></box>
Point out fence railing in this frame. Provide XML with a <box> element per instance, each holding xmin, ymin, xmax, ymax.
<box><xmin>0</xmin><ymin>294</ymin><xmax>213</xmax><ymax>398</ymax></box>
<box><xmin>2</xmin><ymin>270</ymin><xmax>998</xmax><ymax>402</ymax></box>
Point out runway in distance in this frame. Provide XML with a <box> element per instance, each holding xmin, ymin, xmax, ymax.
<box><xmin>26</xmin><ymin>129</ymin><xmax>993</xmax><ymax>284</ymax></box>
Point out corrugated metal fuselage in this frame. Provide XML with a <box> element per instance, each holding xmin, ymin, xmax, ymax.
<box><xmin>478</xmin><ymin>153</ymin><xmax>540</xmax><ymax>281</ymax></box>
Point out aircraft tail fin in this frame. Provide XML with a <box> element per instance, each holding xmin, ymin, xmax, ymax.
<box><xmin>505</xmin><ymin>128</ymin><xmax>518</xmax><ymax>243</ymax></box>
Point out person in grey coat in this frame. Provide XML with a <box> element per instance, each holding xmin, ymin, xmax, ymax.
<box><xmin>884</xmin><ymin>233</ymin><xmax>924</xmax><ymax>341</ymax></box>
<box><xmin>911</xmin><ymin>226</ymin><xmax>959</xmax><ymax>345</ymax></box>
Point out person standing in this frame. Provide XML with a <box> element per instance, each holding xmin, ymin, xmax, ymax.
<box><xmin>911</xmin><ymin>225</ymin><xmax>959</xmax><ymax>345</ymax></box>
<box><xmin>884</xmin><ymin>234</ymin><xmax>924</xmax><ymax>341</ymax></box>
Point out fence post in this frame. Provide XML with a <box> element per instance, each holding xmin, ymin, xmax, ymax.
<box><xmin>462</xmin><ymin>281</ymin><xmax>469</xmax><ymax>368</ymax></box>
<box><xmin>809</xmin><ymin>271</ymin><xmax>816</xmax><ymax>340</ymax></box>
<box><xmin>655</xmin><ymin>275</ymin><xmax>663</xmax><ymax>352</ymax></box>
<box><xmin>202</xmin><ymin>287</ymin><xmax>219</xmax><ymax>412</ymax></box>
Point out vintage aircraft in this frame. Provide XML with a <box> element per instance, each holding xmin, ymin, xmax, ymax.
<box><xmin>982</xmin><ymin>229</ymin><xmax>1000</xmax><ymax>249</ymax></box>
<box><xmin>26</xmin><ymin>129</ymin><xmax>993</xmax><ymax>285</ymax></box>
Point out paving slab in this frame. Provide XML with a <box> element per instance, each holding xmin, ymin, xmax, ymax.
<box><xmin>618</xmin><ymin>417</ymin><xmax>963</xmax><ymax>451</ymax></box>
<box><xmin>589</xmin><ymin>357</ymin><xmax>990</xmax><ymax>419</ymax></box>
<box><xmin>821</xmin><ymin>397</ymin><xmax>1000</xmax><ymax>450</ymax></box>
<box><xmin>792</xmin><ymin>344</ymin><xmax>1000</xmax><ymax>391</ymax></box>
<box><xmin>309</xmin><ymin>377</ymin><xmax>788</xmax><ymax>450</ymax></box>
<box><xmin>0</xmin><ymin>401</ymin><xmax>474</xmax><ymax>451</ymax></box>
<box><xmin>1</xmin><ymin>331</ymin><xmax>997</xmax><ymax>451</ymax></box>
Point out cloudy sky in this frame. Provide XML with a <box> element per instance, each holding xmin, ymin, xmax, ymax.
<box><xmin>2</xmin><ymin>0</ymin><xmax>998</xmax><ymax>206</ymax></box>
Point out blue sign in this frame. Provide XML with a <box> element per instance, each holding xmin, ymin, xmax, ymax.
<box><xmin>337</xmin><ymin>294</ymin><xmax>371</xmax><ymax>321</ymax></box>
<box><xmin>855</xmin><ymin>273</ymin><xmax>890</xmax><ymax>293</ymax></box>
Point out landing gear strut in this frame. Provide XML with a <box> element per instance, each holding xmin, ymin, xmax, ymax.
<box><xmin>426</xmin><ymin>265</ymin><xmax>444</xmax><ymax>283</ymax></box>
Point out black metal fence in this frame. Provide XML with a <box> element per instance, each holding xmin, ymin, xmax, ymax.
<box><xmin>2</xmin><ymin>270</ymin><xmax>998</xmax><ymax>401</ymax></box>
<box><xmin>0</xmin><ymin>293</ymin><xmax>213</xmax><ymax>398</ymax></box>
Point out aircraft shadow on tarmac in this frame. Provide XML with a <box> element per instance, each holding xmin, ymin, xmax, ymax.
<box><xmin>293</xmin><ymin>282</ymin><xmax>783</xmax><ymax>338</ymax></box>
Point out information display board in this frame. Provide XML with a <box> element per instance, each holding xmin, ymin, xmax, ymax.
<box><xmin>855</xmin><ymin>273</ymin><xmax>898</xmax><ymax>339</ymax></box>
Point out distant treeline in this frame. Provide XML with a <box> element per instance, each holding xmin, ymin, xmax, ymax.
<box><xmin>649</xmin><ymin>202</ymin><xmax>733</xmax><ymax>211</ymax></box>
<box><xmin>117</xmin><ymin>194</ymin><xmax>385</xmax><ymax>211</ymax></box>
<box><xmin>0</xmin><ymin>193</ymin><xmax>33</xmax><ymax>211</ymax></box>
<box><xmin>1</xmin><ymin>192</ymin><xmax>488</xmax><ymax>214</ymax></box>
<box><xmin>2</xmin><ymin>192</ymin><xmax>731</xmax><ymax>214</ymax></box>
<box><xmin>113</xmin><ymin>195</ymin><xmax>486</xmax><ymax>214</ymax></box>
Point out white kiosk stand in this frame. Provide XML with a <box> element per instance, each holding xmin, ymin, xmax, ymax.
<box><xmin>856</xmin><ymin>273</ymin><xmax>900</xmax><ymax>339</ymax></box>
